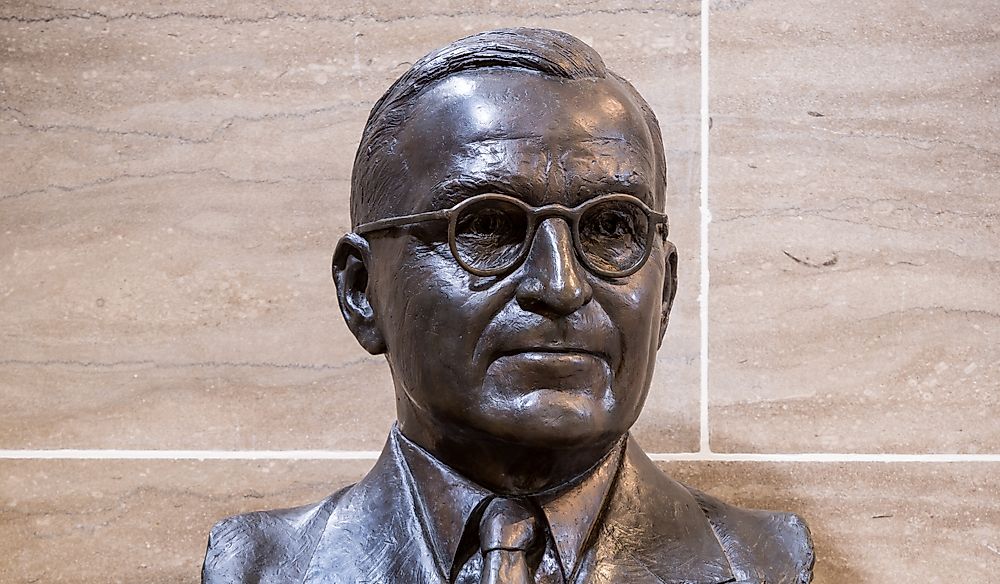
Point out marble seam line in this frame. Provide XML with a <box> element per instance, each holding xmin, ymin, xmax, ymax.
<box><xmin>698</xmin><ymin>0</ymin><xmax>711</xmax><ymax>455</ymax></box>
<box><xmin>0</xmin><ymin>450</ymin><xmax>997</xmax><ymax>462</ymax></box>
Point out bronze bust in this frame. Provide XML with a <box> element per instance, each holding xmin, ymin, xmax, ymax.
<box><xmin>202</xmin><ymin>28</ymin><xmax>814</xmax><ymax>584</ymax></box>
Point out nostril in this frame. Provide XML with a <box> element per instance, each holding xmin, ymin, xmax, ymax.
<box><xmin>519</xmin><ymin>277</ymin><xmax>543</xmax><ymax>299</ymax></box>
<box><xmin>515</xmin><ymin>276</ymin><xmax>544</xmax><ymax>312</ymax></box>
<box><xmin>514</xmin><ymin>218</ymin><xmax>594</xmax><ymax>317</ymax></box>
<box><xmin>515</xmin><ymin>273</ymin><xmax>593</xmax><ymax>317</ymax></box>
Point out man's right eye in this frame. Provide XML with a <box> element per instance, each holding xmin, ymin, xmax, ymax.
<box><xmin>591</xmin><ymin>209</ymin><xmax>637</xmax><ymax>239</ymax></box>
<box><xmin>465</xmin><ymin>209</ymin><xmax>512</xmax><ymax>237</ymax></box>
<box><xmin>457</xmin><ymin>208</ymin><xmax>527</xmax><ymax>244</ymax></box>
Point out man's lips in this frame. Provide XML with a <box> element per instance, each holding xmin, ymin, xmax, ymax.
<box><xmin>485</xmin><ymin>348</ymin><xmax>613</xmax><ymax>395</ymax></box>
<box><xmin>495</xmin><ymin>347</ymin><xmax>609</xmax><ymax>362</ymax></box>
<box><xmin>473</xmin><ymin>307</ymin><xmax>620</xmax><ymax>372</ymax></box>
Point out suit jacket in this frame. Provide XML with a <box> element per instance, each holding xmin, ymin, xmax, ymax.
<box><xmin>203</xmin><ymin>432</ymin><xmax>814</xmax><ymax>584</ymax></box>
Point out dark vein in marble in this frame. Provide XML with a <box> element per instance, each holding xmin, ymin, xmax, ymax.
<box><xmin>806</xmin><ymin>125</ymin><xmax>1000</xmax><ymax>159</ymax></box>
<box><xmin>0</xmin><ymin>356</ymin><xmax>379</xmax><ymax>371</ymax></box>
<box><xmin>854</xmin><ymin>306</ymin><xmax>1000</xmax><ymax>323</ymax></box>
<box><xmin>1</xmin><ymin>4</ymin><xmax>701</xmax><ymax>25</ymax></box>
<box><xmin>712</xmin><ymin>114</ymin><xmax>1000</xmax><ymax>157</ymax></box>
<box><xmin>2</xmin><ymin>102</ymin><xmax>367</xmax><ymax>146</ymax></box>
<box><xmin>1</xmin><ymin>169</ymin><xmax>349</xmax><ymax>202</ymax></box>
<box><xmin>715</xmin><ymin>196</ymin><xmax>999</xmax><ymax>224</ymax></box>
<box><xmin>715</xmin><ymin>116</ymin><xmax>1000</xmax><ymax>159</ymax></box>
<box><xmin>709</xmin><ymin>0</ymin><xmax>754</xmax><ymax>12</ymax></box>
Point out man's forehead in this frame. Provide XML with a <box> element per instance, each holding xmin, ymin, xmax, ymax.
<box><xmin>391</xmin><ymin>69</ymin><xmax>658</xmax><ymax>211</ymax></box>
<box><xmin>427</xmin><ymin>144</ymin><xmax>654</xmax><ymax>210</ymax></box>
<box><xmin>410</xmin><ymin>70</ymin><xmax>649</xmax><ymax>144</ymax></box>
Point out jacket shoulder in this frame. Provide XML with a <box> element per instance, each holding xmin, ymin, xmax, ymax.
<box><xmin>688</xmin><ymin>488</ymin><xmax>815</xmax><ymax>584</ymax></box>
<box><xmin>201</xmin><ymin>487</ymin><xmax>350</xmax><ymax>584</ymax></box>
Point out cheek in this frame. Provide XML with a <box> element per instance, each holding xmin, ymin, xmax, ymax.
<box><xmin>382</xmin><ymin>248</ymin><xmax>461</xmax><ymax>349</ymax></box>
<box><xmin>599</xmin><ymin>278</ymin><xmax>663</xmax><ymax>343</ymax></box>
<box><xmin>594</xmin><ymin>265</ymin><xmax>665</xmax><ymax>385</ymax></box>
<box><xmin>373</xmin><ymin>238</ymin><xmax>506</xmax><ymax>388</ymax></box>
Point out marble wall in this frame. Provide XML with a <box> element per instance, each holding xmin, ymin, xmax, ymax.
<box><xmin>1</xmin><ymin>1</ymin><xmax>996</xmax><ymax>582</ymax></box>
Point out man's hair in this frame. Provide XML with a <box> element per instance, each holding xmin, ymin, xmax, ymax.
<box><xmin>350</xmin><ymin>27</ymin><xmax>668</xmax><ymax>226</ymax></box>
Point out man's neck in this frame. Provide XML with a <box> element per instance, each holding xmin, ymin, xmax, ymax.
<box><xmin>397</xmin><ymin>416</ymin><xmax>623</xmax><ymax>495</ymax></box>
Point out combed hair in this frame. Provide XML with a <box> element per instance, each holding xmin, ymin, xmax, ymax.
<box><xmin>350</xmin><ymin>27</ymin><xmax>667</xmax><ymax>226</ymax></box>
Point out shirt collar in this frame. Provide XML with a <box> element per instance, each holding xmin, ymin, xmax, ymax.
<box><xmin>391</xmin><ymin>426</ymin><xmax>624</xmax><ymax>580</ymax></box>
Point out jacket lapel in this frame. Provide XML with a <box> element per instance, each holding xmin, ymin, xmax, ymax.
<box><xmin>303</xmin><ymin>435</ymin><xmax>445</xmax><ymax>584</ymax></box>
<box><xmin>579</xmin><ymin>437</ymin><xmax>736</xmax><ymax>584</ymax></box>
<box><xmin>302</xmin><ymin>433</ymin><xmax>736</xmax><ymax>584</ymax></box>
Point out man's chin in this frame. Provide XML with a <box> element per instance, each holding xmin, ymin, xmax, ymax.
<box><xmin>475</xmin><ymin>356</ymin><xmax>633</xmax><ymax>448</ymax></box>
<box><xmin>475</xmin><ymin>392</ymin><xmax>630</xmax><ymax>450</ymax></box>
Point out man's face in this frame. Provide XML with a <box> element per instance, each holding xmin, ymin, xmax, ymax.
<box><xmin>364</xmin><ymin>70</ymin><xmax>672</xmax><ymax>450</ymax></box>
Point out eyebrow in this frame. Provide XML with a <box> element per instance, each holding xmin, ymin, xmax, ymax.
<box><xmin>429</xmin><ymin>174</ymin><xmax>538</xmax><ymax>210</ymax></box>
<box><xmin>576</xmin><ymin>173</ymin><xmax>654</xmax><ymax>206</ymax></box>
<box><xmin>429</xmin><ymin>171</ymin><xmax>654</xmax><ymax>210</ymax></box>
<box><xmin>431</xmin><ymin>173</ymin><xmax>655</xmax><ymax>210</ymax></box>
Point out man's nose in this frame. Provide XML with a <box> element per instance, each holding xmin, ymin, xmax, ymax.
<box><xmin>515</xmin><ymin>218</ymin><xmax>594</xmax><ymax>318</ymax></box>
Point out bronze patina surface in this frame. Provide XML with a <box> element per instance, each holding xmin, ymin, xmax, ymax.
<box><xmin>202</xmin><ymin>28</ymin><xmax>814</xmax><ymax>584</ymax></box>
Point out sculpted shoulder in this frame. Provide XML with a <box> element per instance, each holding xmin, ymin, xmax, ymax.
<box><xmin>201</xmin><ymin>487</ymin><xmax>350</xmax><ymax>584</ymax></box>
<box><xmin>689</xmin><ymin>487</ymin><xmax>815</xmax><ymax>584</ymax></box>
<box><xmin>597</xmin><ymin>441</ymin><xmax>813</xmax><ymax>583</ymax></box>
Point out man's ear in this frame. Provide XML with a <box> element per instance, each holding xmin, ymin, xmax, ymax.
<box><xmin>332</xmin><ymin>233</ymin><xmax>387</xmax><ymax>355</ymax></box>
<box><xmin>657</xmin><ymin>240</ymin><xmax>678</xmax><ymax>348</ymax></box>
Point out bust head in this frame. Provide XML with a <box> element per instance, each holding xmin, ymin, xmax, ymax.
<box><xmin>203</xmin><ymin>30</ymin><xmax>815</xmax><ymax>584</ymax></box>
<box><xmin>333</xmin><ymin>28</ymin><xmax>677</xmax><ymax>493</ymax></box>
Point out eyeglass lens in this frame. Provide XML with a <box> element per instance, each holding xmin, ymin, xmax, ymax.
<box><xmin>453</xmin><ymin>198</ymin><xmax>529</xmax><ymax>273</ymax></box>
<box><xmin>452</xmin><ymin>198</ymin><xmax>651</xmax><ymax>276</ymax></box>
<box><xmin>579</xmin><ymin>199</ymin><xmax>649</xmax><ymax>273</ymax></box>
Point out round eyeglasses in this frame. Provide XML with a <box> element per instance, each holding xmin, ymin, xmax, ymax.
<box><xmin>353</xmin><ymin>193</ymin><xmax>669</xmax><ymax>278</ymax></box>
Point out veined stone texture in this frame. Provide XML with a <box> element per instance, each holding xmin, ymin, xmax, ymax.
<box><xmin>0</xmin><ymin>0</ymin><xmax>701</xmax><ymax>452</ymax></box>
<box><xmin>709</xmin><ymin>0</ymin><xmax>999</xmax><ymax>454</ymax></box>
<box><xmin>1</xmin><ymin>0</ymin><xmax>997</xmax><ymax>583</ymax></box>
<box><xmin>2</xmin><ymin>460</ymin><xmax>998</xmax><ymax>583</ymax></box>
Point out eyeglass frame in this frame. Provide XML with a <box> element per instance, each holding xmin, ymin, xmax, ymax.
<box><xmin>353</xmin><ymin>192</ymin><xmax>670</xmax><ymax>279</ymax></box>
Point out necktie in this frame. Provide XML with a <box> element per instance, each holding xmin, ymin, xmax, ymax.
<box><xmin>478</xmin><ymin>497</ymin><xmax>539</xmax><ymax>584</ymax></box>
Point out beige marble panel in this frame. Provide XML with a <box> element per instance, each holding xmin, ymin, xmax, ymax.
<box><xmin>3</xmin><ymin>459</ymin><xmax>997</xmax><ymax>583</ymax></box>
<box><xmin>0</xmin><ymin>459</ymin><xmax>371</xmax><ymax>584</ymax></box>
<box><xmin>1</xmin><ymin>1</ymin><xmax>702</xmax><ymax>451</ymax></box>
<box><xmin>708</xmin><ymin>0</ymin><xmax>1000</xmax><ymax>452</ymax></box>
<box><xmin>666</xmin><ymin>461</ymin><xmax>1000</xmax><ymax>583</ymax></box>
<box><xmin>0</xmin><ymin>358</ymin><xmax>396</xmax><ymax>450</ymax></box>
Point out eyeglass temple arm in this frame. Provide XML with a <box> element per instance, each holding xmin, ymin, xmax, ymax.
<box><xmin>353</xmin><ymin>209</ymin><xmax>450</xmax><ymax>235</ymax></box>
<box><xmin>652</xmin><ymin>212</ymin><xmax>669</xmax><ymax>237</ymax></box>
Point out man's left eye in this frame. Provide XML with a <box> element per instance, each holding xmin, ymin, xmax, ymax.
<box><xmin>592</xmin><ymin>210</ymin><xmax>635</xmax><ymax>237</ymax></box>
<box><xmin>459</xmin><ymin>212</ymin><xmax>520</xmax><ymax>246</ymax></box>
<box><xmin>469</xmin><ymin>210</ymin><xmax>511</xmax><ymax>236</ymax></box>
